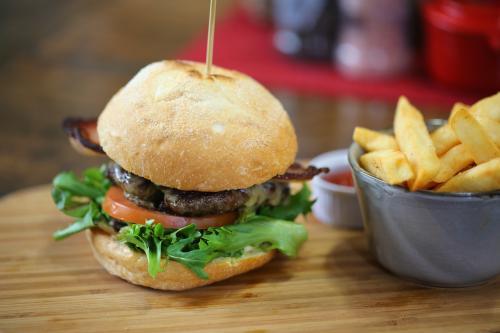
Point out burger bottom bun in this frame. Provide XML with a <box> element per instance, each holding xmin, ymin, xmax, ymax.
<box><xmin>86</xmin><ymin>229</ymin><xmax>275</xmax><ymax>291</ymax></box>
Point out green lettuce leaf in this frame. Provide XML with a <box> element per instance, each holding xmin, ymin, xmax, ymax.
<box><xmin>257</xmin><ymin>183</ymin><xmax>314</xmax><ymax>221</ymax></box>
<box><xmin>117</xmin><ymin>222</ymin><xmax>214</xmax><ymax>279</ymax></box>
<box><xmin>51</xmin><ymin>166</ymin><xmax>111</xmax><ymax>240</ymax></box>
<box><xmin>166</xmin><ymin>225</ymin><xmax>215</xmax><ymax>280</ymax></box>
<box><xmin>116</xmin><ymin>221</ymin><xmax>167</xmax><ymax>277</ymax></box>
<box><xmin>52</xmin><ymin>202</ymin><xmax>98</xmax><ymax>240</ymax></box>
<box><xmin>202</xmin><ymin>214</ymin><xmax>307</xmax><ymax>257</ymax></box>
<box><xmin>117</xmin><ymin>213</ymin><xmax>308</xmax><ymax>280</ymax></box>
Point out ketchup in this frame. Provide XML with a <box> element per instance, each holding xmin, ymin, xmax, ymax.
<box><xmin>322</xmin><ymin>170</ymin><xmax>354</xmax><ymax>187</ymax></box>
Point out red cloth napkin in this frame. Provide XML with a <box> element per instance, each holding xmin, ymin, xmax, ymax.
<box><xmin>178</xmin><ymin>7</ymin><xmax>484</xmax><ymax>109</ymax></box>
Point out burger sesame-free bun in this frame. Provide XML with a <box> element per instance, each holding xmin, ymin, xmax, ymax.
<box><xmin>87</xmin><ymin>229</ymin><xmax>275</xmax><ymax>291</ymax></box>
<box><xmin>97</xmin><ymin>60</ymin><xmax>297</xmax><ymax>192</ymax></box>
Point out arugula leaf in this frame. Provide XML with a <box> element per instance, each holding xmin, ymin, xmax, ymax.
<box><xmin>51</xmin><ymin>167</ymin><xmax>111</xmax><ymax>240</ymax></box>
<box><xmin>84</xmin><ymin>165</ymin><xmax>111</xmax><ymax>188</ymax></box>
<box><xmin>166</xmin><ymin>238</ymin><xmax>213</xmax><ymax>280</ymax></box>
<box><xmin>53</xmin><ymin>172</ymin><xmax>104</xmax><ymax>199</ymax></box>
<box><xmin>117</xmin><ymin>214</ymin><xmax>308</xmax><ymax>280</ymax></box>
<box><xmin>118</xmin><ymin>224</ymin><xmax>149</xmax><ymax>251</ymax></box>
<box><xmin>258</xmin><ymin>184</ymin><xmax>315</xmax><ymax>221</ymax></box>
<box><xmin>116</xmin><ymin>221</ymin><xmax>166</xmax><ymax>277</ymax></box>
<box><xmin>53</xmin><ymin>202</ymin><xmax>98</xmax><ymax>240</ymax></box>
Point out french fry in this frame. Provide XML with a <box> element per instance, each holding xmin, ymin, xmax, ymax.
<box><xmin>430</xmin><ymin>103</ymin><xmax>467</xmax><ymax>156</ymax></box>
<box><xmin>394</xmin><ymin>96</ymin><xmax>440</xmax><ymax>191</ymax></box>
<box><xmin>431</xmin><ymin>125</ymin><xmax>459</xmax><ymax>156</ymax></box>
<box><xmin>437</xmin><ymin>158</ymin><xmax>500</xmax><ymax>193</ymax></box>
<box><xmin>353</xmin><ymin>127</ymin><xmax>398</xmax><ymax>152</ymax></box>
<box><xmin>359</xmin><ymin>149</ymin><xmax>414</xmax><ymax>185</ymax></box>
<box><xmin>354</xmin><ymin>94</ymin><xmax>500</xmax><ymax>193</ymax></box>
<box><xmin>450</xmin><ymin>107</ymin><xmax>500</xmax><ymax>164</ymax></box>
<box><xmin>433</xmin><ymin>144</ymin><xmax>474</xmax><ymax>183</ymax></box>
<box><xmin>470</xmin><ymin>92</ymin><xmax>500</xmax><ymax>122</ymax></box>
<box><xmin>474</xmin><ymin>114</ymin><xmax>500</xmax><ymax>148</ymax></box>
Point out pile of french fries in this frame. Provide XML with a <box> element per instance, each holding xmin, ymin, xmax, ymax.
<box><xmin>353</xmin><ymin>93</ymin><xmax>500</xmax><ymax>193</ymax></box>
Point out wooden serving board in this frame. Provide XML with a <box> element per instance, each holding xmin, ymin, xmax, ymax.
<box><xmin>1</xmin><ymin>186</ymin><xmax>499</xmax><ymax>333</ymax></box>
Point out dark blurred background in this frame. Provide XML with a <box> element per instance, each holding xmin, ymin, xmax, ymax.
<box><xmin>1</xmin><ymin>0</ymin><xmax>497</xmax><ymax>195</ymax></box>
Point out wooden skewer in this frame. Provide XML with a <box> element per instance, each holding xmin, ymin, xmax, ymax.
<box><xmin>205</xmin><ymin>0</ymin><xmax>217</xmax><ymax>76</ymax></box>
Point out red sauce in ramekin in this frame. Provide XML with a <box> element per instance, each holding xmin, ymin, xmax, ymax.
<box><xmin>322</xmin><ymin>170</ymin><xmax>354</xmax><ymax>187</ymax></box>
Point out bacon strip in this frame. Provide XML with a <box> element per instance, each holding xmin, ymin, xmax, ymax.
<box><xmin>62</xmin><ymin>117</ymin><xmax>104</xmax><ymax>155</ymax></box>
<box><xmin>273</xmin><ymin>163</ymin><xmax>329</xmax><ymax>181</ymax></box>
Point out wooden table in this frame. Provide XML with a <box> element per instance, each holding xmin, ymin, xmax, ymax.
<box><xmin>1</xmin><ymin>186</ymin><xmax>499</xmax><ymax>333</ymax></box>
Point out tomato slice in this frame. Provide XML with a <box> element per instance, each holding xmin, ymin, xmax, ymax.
<box><xmin>102</xmin><ymin>186</ymin><xmax>237</xmax><ymax>229</ymax></box>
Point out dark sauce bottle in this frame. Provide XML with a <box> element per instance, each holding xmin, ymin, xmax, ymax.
<box><xmin>272</xmin><ymin>0</ymin><xmax>339</xmax><ymax>60</ymax></box>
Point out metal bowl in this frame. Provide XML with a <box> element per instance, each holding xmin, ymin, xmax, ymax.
<box><xmin>348</xmin><ymin>120</ymin><xmax>500</xmax><ymax>287</ymax></box>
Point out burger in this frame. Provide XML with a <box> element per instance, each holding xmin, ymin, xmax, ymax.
<box><xmin>52</xmin><ymin>60</ymin><xmax>327</xmax><ymax>290</ymax></box>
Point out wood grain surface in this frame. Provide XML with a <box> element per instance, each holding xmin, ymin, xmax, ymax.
<box><xmin>1</xmin><ymin>186</ymin><xmax>499</xmax><ymax>333</ymax></box>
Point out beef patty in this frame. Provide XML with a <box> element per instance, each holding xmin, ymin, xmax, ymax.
<box><xmin>107</xmin><ymin>162</ymin><xmax>289</xmax><ymax>216</ymax></box>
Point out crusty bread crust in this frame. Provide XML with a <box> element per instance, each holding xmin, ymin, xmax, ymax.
<box><xmin>97</xmin><ymin>60</ymin><xmax>297</xmax><ymax>192</ymax></box>
<box><xmin>87</xmin><ymin>229</ymin><xmax>275</xmax><ymax>291</ymax></box>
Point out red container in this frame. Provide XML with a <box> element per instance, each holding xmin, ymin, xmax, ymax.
<box><xmin>423</xmin><ymin>0</ymin><xmax>500</xmax><ymax>92</ymax></box>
